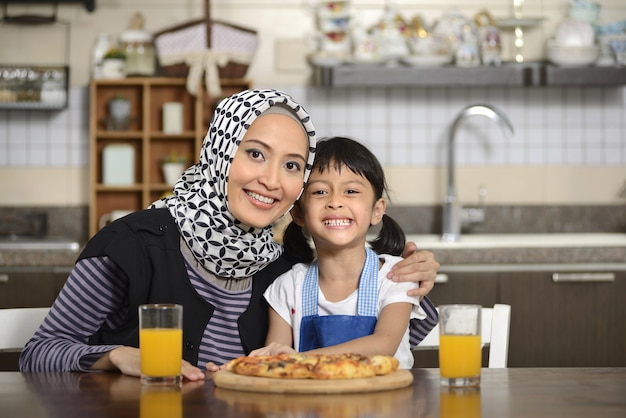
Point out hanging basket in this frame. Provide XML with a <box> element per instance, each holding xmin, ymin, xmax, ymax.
<box><xmin>153</xmin><ymin>1</ymin><xmax>258</xmax><ymax>80</ymax></box>
<box><xmin>154</xmin><ymin>19</ymin><xmax>258</xmax><ymax>79</ymax></box>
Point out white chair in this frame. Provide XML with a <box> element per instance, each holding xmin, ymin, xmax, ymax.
<box><xmin>414</xmin><ymin>304</ymin><xmax>511</xmax><ymax>368</ymax></box>
<box><xmin>0</xmin><ymin>307</ymin><xmax>50</xmax><ymax>352</ymax></box>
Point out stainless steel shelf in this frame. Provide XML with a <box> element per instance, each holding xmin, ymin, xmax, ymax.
<box><xmin>312</xmin><ymin>62</ymin><xmax>626</xmax><ymax>87</ymax></box>
<box><xmin>543</xmin><ymin>65</ymin><xmax>626</xmax><ymax>86</ymax></box>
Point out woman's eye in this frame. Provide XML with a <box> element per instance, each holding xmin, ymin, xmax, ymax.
<box><xmin>284</xmin><ymin>161</ymin><xmax>302</xmax><ymax>172</ymax></box>
<box><xmin>246</xmin><ymin>149</ymin><xmax>264</xmax><ymax>161</ymax></box>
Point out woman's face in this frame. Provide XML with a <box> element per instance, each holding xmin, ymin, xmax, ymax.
<box><xmin>227</xmin><ymin>113</ymin><xmax>309</xmax><ymax>229</ymax></box>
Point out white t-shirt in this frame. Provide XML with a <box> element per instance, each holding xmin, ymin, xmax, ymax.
<box><xmin>264</xmin><ymin>254</ymin><xmax>426</xmax><ymax>369</ymax></box>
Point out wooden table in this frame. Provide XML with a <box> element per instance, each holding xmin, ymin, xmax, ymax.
<box><xmin>1</xmin><ymin>368</ymin><xmax>624</xmax><ymax>417</ymax></box>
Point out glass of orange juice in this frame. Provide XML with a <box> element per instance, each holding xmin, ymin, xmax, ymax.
<box><xmin>438</xmin><ymin>304</ymin><xmax>482</xmax><ymax>387</ymax></box>
<box><xmin>139</xmin><ymin>304</ymin><xmax>183</xmax><ymax>386</ymax></box>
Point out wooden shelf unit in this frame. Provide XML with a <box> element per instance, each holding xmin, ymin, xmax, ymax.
<box><xmin>89</xmin><ymin>77</ymin><xmax>251</xmax><ymax>237</ymax></box>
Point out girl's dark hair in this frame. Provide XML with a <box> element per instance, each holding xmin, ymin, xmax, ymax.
<box><xmin>283</xmin><ymin>136</ymin><xmax>405</xmax><ymax>263</ymax></box>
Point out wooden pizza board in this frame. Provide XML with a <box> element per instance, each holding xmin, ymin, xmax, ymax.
<box><xmin>212</xmin><ymin>369</ymin><xmax>413</xmax><ymax>394</ymax></box>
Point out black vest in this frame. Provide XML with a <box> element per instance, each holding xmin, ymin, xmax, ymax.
<box><xmin>80</xmin><ymin>208</ymin><xmax>293</xmax><ymax>366</ymax></box>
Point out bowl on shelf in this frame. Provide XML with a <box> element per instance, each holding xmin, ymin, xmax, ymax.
<box><xmin>547</xmin><ymin>41</ymin><xmax>600</xmax><ymax>66</ymax></box>
<box><xmin>554</xmin><ymin>18</ymin><xmax>595</xmax><ymax>47</ymax></box>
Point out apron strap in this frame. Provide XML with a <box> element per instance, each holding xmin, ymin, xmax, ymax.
<box><xmin>356</xmin><ymin>248</ymin><xmax>379</xmax><ymax>316</ymax></box>
<box><xmin>301</xmin><ymin>248</ymin><xmax>379</xmax><ymax>317</ymax></box>
<box><xmin>302</xmin><ymin>262</ymin><xmax>319</xmax><ymax>317</ymax></box>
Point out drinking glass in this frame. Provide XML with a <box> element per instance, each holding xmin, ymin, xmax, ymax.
<box><xmin>438</xmin><ymin>304</ymin><xmax>482</xmax><ymax>387</ymax></box>
<box><xmin>139</xmin><ymin>304</ymin><xmax>183</xmax><ymax>386</ymax></box>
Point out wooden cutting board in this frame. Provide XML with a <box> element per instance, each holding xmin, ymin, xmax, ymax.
<box><xmin>213</xmin><ymin>369</ymin><xmax>413</xmax><ymax>394</ymax></box>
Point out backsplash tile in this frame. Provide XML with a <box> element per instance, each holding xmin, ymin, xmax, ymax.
<box><xmin>386</xmin><ymin>205</ymin><xmax>626</xmax><ymax>235</ymax></box>
<box><xmin>0</xmin><ymin>84</ymin><xmax>624</xmax><ymax>168</ymax></box>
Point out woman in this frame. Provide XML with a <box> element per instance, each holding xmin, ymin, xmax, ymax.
<box><xmin>19</xmin><ymin>89</ymin><xmax>439</xmax><ymax>381</ymax></box>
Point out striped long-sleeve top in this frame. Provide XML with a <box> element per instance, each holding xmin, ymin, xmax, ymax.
<box><xmin>19</xmin><ymin>255</ymin><xmax>438</xmax><ymax>372</ymax></box>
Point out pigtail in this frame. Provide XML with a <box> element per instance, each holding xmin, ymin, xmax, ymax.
<box><xmin>282</xmin><ymin>220</ymin><xmax>315</xmax><ymax>264</ymax></box>
<box><xmin>368</xmin><ymin>214</ymin><xmax>406</xmax><ymax>256</ymax></box>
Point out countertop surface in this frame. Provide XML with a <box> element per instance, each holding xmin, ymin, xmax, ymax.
<box><xmin>0</xmin><ymin>236</ymin><xmax>82</xmax><ymax>267</ymax></box>
<box><xmin>1</xmin><ymin>233</ymin><xmax>625</xmax><ymax>268</ymax></box>
<box><xmin>402</xmin><ymin>233</ymin><xmax>626</xmax><ymax>267</ymax></box>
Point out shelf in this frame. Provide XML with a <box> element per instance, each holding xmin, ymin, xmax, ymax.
<box><xmin>313</xmin><ymin>63</ymin><xmax>531</xmax><ymax>87</ymax></box>
<box><xmin>95</xmin><ymin>132</ymin><xmax>144</xmax><ymax>139</ymax></box>
<box><xmin>148</xmin><ymin>132</ymin><xmax>198</xmax><ymax>139</ymax></box>
<box><xmin>95</xmin><ymin>184</ymin><xmax>144</xmax><ymax>192</ymax></box>
<box><xmin>0</xmin><ymin>101</ymin><xmax>67</xmax><ymax>110</ymax></box>
<box><xmin>543</xmin><ymin>65</ymin><xmax>626</xmax><ymax>86</ymax></box>
<box><xmin>89</xmin><ymin>77</ymin><xmax>251</xmax><ymax>237</ymax></box>
<box><xmin>0</xmin><ymin>65</ymin><xmax>68</xmax><ymax>110</ymax></box>
<box><xmin>312</xmin><ymin>62</ymin><xmax>626</xmax><ymax>87</ymax></box>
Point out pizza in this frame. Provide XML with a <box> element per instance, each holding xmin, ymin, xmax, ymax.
<box><xmin>225</xmin><ymin>353</ymin><xmax>399</xmax><ymax>380</ymax></box>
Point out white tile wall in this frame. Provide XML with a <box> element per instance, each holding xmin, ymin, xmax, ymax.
<box><xmin>0</xmin><ymin>84</ymin><xmax>624</xmax><ymax>168</ymax></box>
<box><xmin>284</xmin><ymin>84</ymin><xmax>626</xmax><ymax>167</ymax></box>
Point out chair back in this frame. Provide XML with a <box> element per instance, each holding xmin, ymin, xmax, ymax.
<box><xmin>414</xmin><ymin>304</ymin><xmax>511</xmax><ymax>368</ymax></box>
<box><xmin>0</xmin><ymin>307</ymin><xmax>50</xmax><ymax>351</ymax></box>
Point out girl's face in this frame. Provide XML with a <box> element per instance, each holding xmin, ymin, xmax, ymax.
<box><xmin>227</xmin><ymin>114</ymin><xmax>309</xmax><ymax>229</ymax></box>
<box><xmin>295</xmin><ymin>163</ymin><xmax>385</xmax><ymax>251</ymax></box>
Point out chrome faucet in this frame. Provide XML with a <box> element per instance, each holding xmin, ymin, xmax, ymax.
<box><xmin>441</xmin><ymin>104</ymin><xmax>514</xmax><ymax>242</ymax></box>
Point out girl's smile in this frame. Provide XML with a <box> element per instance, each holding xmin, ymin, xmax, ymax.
<box><xmin>295</xmin><ymin>163</ymin><xmax>385</xmax><ymax>253</ymax></box>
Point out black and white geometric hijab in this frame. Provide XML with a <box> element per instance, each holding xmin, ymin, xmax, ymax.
<box><xmin>151</xmin><ymin>89</ymin><xmax>316</xmax><ymax>278</ymax></box>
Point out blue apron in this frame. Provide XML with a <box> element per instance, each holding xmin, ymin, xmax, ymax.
<box><xmin>298</xmin><ymin>248</ymin><xmax>379</xmax><ymax>352</ymax></box>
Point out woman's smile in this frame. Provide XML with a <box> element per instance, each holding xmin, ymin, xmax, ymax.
<box><xmin>245</xmin><ymin>190</ymin><xmax>278</xmax><ymax>206</ymax></box>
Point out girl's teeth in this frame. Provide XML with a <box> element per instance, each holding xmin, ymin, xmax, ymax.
<box><xmin>324</xmin><ymin>219</ymin><xmax>350</xmax><ymax>226</ymax></box>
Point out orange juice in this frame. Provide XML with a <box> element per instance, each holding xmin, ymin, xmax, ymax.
<box><xmin>140</xmin><ymin>387</ymin><xmax>182</xmax><ymax>418</ymax></box>
<box><xmin>140</xmin><ymin>328</ymin><xmax>182</xmax><ymax>377</ymax></box>
<box><xmin>439</xmin><ymin>388</ymin><xmax>481</xmax><ymax>417</ymax></box>
<box><xmin>439</xmin><ymin>334</ymin><xmax>481</xmax><ymax>378</ymax></box>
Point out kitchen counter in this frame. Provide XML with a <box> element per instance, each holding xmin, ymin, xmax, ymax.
<box><xmin>405</xmin><ymin>233</ymin><xmax>626</xmax><ymax>268</ymax></box>
<box><xmin>0</xmin><ymin>237</ymin><xmax>82</xmax><ymax>268</ymax></box>
<box><xmin>1</xmin><ymin>233</ymin><xmax>625</xmax><ymax>268</ymax></box>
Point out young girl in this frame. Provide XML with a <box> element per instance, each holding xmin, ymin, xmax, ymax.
<box><xmin>20</xmin><ymin>91</ymin><xmax>438</xmax><ymax>379</ymax></box>
<box><xmin>253</xmin><ymin>136</ymin><xmax>422</xmax><ymax>368</ymax></box>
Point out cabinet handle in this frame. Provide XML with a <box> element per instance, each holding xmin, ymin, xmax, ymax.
<box><xmin>552</xmin><ymin>272</ymin><xmax>615</xmax><ymax>283</ymax></box>
<box><xmin>0</xmin><ymin>273</ymin><xmax>8</xmax><ymax>284</ymax></box>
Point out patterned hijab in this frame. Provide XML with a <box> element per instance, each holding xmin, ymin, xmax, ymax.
<box><xmin>151</xmin><ymin>89</ymin><xmax>316</xmax><ymax>278</ymax></box>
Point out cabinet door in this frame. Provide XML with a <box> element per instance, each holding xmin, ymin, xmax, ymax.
<box><xmin>0</xmin><ymin>270</ymin><xmax>69</xmax><ymax>308</ymax></box>
<box><xmin>499</xmin><ymin>271</ymin><xmax>626</xmax><ymax>367</ymax></box>
<box><xmin>413</xmin><ymin>272</ymin><xmax>498</xmax><ymax>368</ymax></box>
<box><xmin>428</xmin><ymin>272</ymin><xmax>498</xmax><ymax>306</ymax></box>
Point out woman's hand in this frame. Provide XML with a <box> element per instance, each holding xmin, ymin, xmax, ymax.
<box><xmin>94</xmin><ymin>346</ymin><xmax>206</xmax><ymax>381</ymax></box>
<box><xmin>206</xmin><ymin>362</ymin><xmax>226</xmax><ymax>373</ymax></box>
<box><xmin>181</xmin><ymin>360</ymin><xmax>207</xmax><ymax>381</ymax></box>
<box><xmin>249</xmin><ymin>342</ymin><xmax>296</xmax><ymax>357</ymax></box>
<box><xmin>387</xmin><ymin>241</ymin><xmax>440</xmax><ymax>297</ymax></box>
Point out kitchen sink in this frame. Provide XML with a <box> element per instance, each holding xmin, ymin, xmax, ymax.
<box><xmin>403</xmin><ymin>233</ymin><xmax>626</xmax><ymax>249</ymax></box>
<box><xmin>0</xmin><ymin>235</ymin><xmax>80</xmax><ymax>250</ymax></box>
